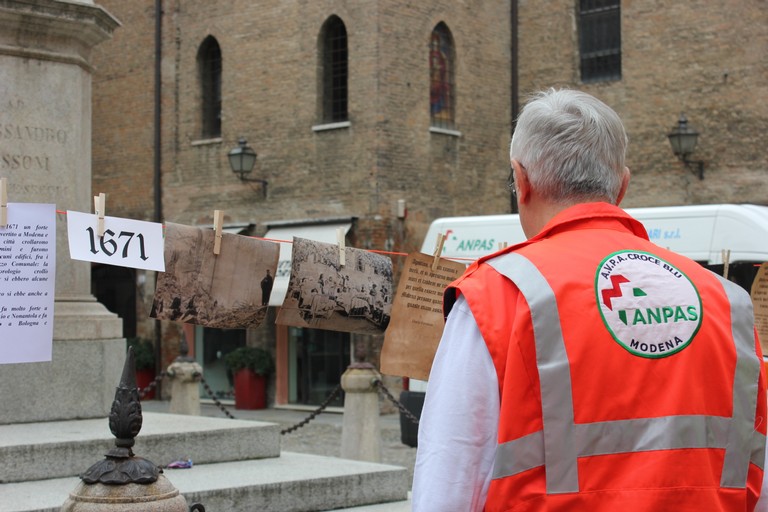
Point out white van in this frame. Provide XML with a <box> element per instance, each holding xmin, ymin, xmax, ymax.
<box><xmin>420</xmin><ymin>204</ymin><xmax>768</xmax><ymax>291</ymax></box>
<box><xmin>406</xmin><ymin>204</ymin><xmax>768</xmax><ymax>395</ymax></box>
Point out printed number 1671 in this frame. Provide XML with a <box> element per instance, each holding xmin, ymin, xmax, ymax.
<box><xmin>86</xmin><ymin>227</ymin><xmax>149</xmax><ymax>261</ymax></box>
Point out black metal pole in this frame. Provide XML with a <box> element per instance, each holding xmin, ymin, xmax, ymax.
<box><xmin>153</xmin><ymin>0</ymin><xmax>164</xmax><ymax>391</ymax></box>
<box><xmin>510</xmin><ymin>0</ymin><xmax>519</xmax><ymax>214</ymax></box>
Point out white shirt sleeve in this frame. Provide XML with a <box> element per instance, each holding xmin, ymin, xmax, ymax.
<box><xmin>411</xmin><ymin>295</ymin><xmax>500</xmax><ymax>512</ymax></box>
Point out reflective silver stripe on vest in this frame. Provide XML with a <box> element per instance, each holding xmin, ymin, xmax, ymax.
<box><xmin>487</xmin><ymin>253</ymin><xmax>765</xmax><ymax>493</ymax></box>
<box><xmin>494</xmin><ymin>416</ymin><xmax>767</xmax><ymax>479</ymax></box>
<box><xmin>488</xmin><ymin>253</ymin><xmax>579</xmax><ymax>493</ymax></box>
<box><xmin>716</xmin><ymin>275</ymin><xmax>763</xmax><ymax>487</ymax></box>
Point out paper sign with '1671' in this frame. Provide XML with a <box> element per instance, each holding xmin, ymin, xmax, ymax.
<box><xmin>67</xmin><ymin>211</ymin><xmax>165</xmax><ymax>272</ymax></box>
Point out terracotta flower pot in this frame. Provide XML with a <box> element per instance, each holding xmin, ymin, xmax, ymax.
<box><xmin>234</xmin><ymin>369</ymin><xmax>267</xmax><ymax>410</ymax></box>
<box><xmin>136</xmin><ymin>368</ymin><xmax>156</xmax><ymax>400</ymax></box>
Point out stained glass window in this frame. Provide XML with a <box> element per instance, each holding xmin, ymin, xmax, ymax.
<box><xmin>429</xmin><ymin>23</ymin><xmax>455</xmax><ymax>129</ymax></box>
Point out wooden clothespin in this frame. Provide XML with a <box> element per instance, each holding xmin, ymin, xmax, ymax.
<box><xmin>432</xmin><ymin>232</ymin><xmax>446</xmax><ymax>271</ymax></box>
<box><xmin>0</xmin><ymin>177</ymin><xmax>7</xmax><ymax>227</ymax></box>
<box><xmin>722</xmin><ymin>249</ymin><xmax>731</xmax><ymax>280</ymax></box>
<box><xmin>93</xmin><ymin>192</ymin><xmax>106</xmax><ymax>237</ymax></box>
<box><xmin>213</xmin><ymin>210</ymin><xmax>224</xmax><ymax>255</ymax></box>
<box><xmin>337</xmin><ymin>227</ymin><xmax>346</xmax><ymax>267</ymax></box>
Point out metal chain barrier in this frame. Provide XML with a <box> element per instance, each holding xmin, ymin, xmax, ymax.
<box><xmin>280</xmin><ymin>383</ymin><xmax>343</xmax><ymax>435</ymax></box>
<box><xmin>137</xmin><ymin>371</ymin><xmax>419</xmax><ymax>434</ymax></box>
<box><xmin>138</xmin><ymin>370</ymin><xmax>166</xmax><ymax>400</ymax></box>
<box><xmin>373</xmin><ymin>378</ymin><xmax>419</xmax><ymax>426</ymax></box>
<box><xmin>140</xmin><ymin>370</ymin><xmax>343</xmax><ymax>431</ymax></box>
<box><xmin>198</xmin><ymin>375</ymin><xmax>238</xmax><ymax>420</ymax></box>
<box><xmin>137</xmin><ymin>371</ymin><xmax>237</xmax><ymax>420</ymax></box>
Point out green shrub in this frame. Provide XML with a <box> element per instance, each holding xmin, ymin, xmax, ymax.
<box><xmin>126</xmin><ymin>337</ymin><xmax>155</xmax><ymax>371</ymax></box>
<box><xmin>224</xmin><ymin>346</ymin><xmax>274</xmax><ymax>375</ymax></box>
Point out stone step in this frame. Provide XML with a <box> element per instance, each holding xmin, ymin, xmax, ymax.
<box><xmin>328</xmin><ymin>496</ymin><xmax>412</xmax><ymax>511</ymax></box>
<box><xmin>0</xmin><ymin>412</ymin><xmax>281</xmax><ymax>483</ymax></box>
<box><xmin>0</xmin><ymin>452</ymin><xmax>409</xmax><ymax>512</ymax></box>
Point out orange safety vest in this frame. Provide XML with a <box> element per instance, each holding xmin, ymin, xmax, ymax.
<box><xmin>447</xmin><ymin>203</ymin><xmax>767</xmax><ymax>512</ymax></box>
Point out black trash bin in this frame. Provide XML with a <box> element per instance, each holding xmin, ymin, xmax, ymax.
<box><xmin>399</xmin><ymin>390</ymin><xmax>425</xmax><ymax>448</ymax></box>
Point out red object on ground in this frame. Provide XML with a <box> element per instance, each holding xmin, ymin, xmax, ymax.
<box><xmin>136</xmin><ymin>368</ymin><xmax>156</xmax><ymax>400</ymax></box>
<box><xmin>234</xmin><ymin>369</ymin><xmax>267</xmax><ymax>410</ymax></box>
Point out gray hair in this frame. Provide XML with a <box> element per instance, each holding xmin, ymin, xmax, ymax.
<box><xmin>510</xmin><ymin>89</ymin><xmax>628</xmax><ymax>203</ymax></box>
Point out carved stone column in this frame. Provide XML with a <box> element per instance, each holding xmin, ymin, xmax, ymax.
<box><xmin>0</xmin><ymin>0</ymin><xmax>124</xmax><ymax>423</ymax></box>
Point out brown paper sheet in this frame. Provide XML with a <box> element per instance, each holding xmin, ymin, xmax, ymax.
<box><xmin>750</xmin><ymin>262</ymin><xmax>768</xmax><ymax>355</ymax></box>
<box><xmin>380</xmin><ymin>252</ymin><xmax>467</xmax><ymax>380</ymax></box>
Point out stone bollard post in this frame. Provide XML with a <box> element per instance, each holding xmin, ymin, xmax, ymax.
<box><xmin>340</xmin><ymin>363</ymin><xmax>382</xmax><ymax>462</ymax></box>
<box><xmin>166</xmin><ymin>337</ymin><xmax>203</xmax><ymax>416</ymax></box>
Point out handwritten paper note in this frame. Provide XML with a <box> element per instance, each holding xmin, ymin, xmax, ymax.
<box><xmin>0</xmin><ymin>203</ymin><xmax>56</xmax><ymax>364</ymax></box>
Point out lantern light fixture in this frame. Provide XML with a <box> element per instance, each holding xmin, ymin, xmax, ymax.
<box><xmin>667</xmin><ymin>113</ymin><xmax>705</xmax><ymax>180</ymax></box>
<box><xmin>228</xmin><ymin>138</ymin><xmax>267</xmax><ymax>196</ymax></box>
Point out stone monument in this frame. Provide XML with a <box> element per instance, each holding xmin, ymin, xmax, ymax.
<box><xmin>0</xmin><ymin>0</ymin><xmax>123</xmax><ymax>423</ymax></box>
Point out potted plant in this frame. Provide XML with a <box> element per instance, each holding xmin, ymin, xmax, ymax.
<box><xmin>224</xmin><ymin>346</ymin><xmax>274</xmax><ymax>410</ymax></box>
<box><xmin>127</xmin><ymin>337</ymin><xmax>156</xmax><ymax>399</ymax></box>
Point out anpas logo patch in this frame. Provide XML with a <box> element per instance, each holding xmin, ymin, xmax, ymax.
<box><xmin>595</xmin><ymin>250</ymin><xmax>702</xmax><ymax>358</ymax></box>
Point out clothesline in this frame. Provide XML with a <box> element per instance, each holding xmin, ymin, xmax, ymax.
<box><xmin>54</xmin><ymin>209</ymin><xmax>476</xmax><ymax>262</ymax></box>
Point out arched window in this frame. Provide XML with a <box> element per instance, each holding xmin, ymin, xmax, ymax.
<box><xmin>429</xmin><ymin>23</ymin><xmax>455</xmax><ymax>129</ymax></box>
<box><xmin>198</xmin><ymin>36</ymin><xmax>222</xmax><ymax>138</ymax></box>
<box><xmin>321</xmin><ymin>16</ymin><xmax>348</xmax><ymax>123</ymax></box>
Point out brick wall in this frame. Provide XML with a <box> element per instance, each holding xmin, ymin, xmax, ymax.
<box><xmin>93</xmin><ymin>0</ymin><xmax>512</xmax><ymax>248</ymax></box>
<box><xmin>517</xmin><ymin>0</ymin><xmax>768</xmax><ymax>207</ymax></box>
<box><xmin>92</xmin><ymin>0</ymin><xmax>768</xmax><ymax>251</ymax></box>
<box><xmin>91</xmin><ymin>1</ymin><xmax>157</xmax><ymax>222</ymax></box>
<box><xmin>91</xmin><ymin>0</ymin><xmax>512</xmax><ymax>370</ymax></box>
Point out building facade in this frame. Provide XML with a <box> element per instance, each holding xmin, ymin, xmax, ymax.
<box><xmin>91</xmin><ymin>0</ymin><xmax>766</xmax><ymax>406</ymax></box>
<box><xmin>90</xmin><ymin>0</ymin><xmax>513</xmax><ymax>405</ymax></box>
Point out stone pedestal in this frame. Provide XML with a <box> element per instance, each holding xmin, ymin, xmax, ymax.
<box><xmin>340</xmin><ymin>365</ymin><xmax>382</xmax><ymax>462</ymax></box>
<box><xmin>61</xmin><ymin>476</ymin><xmax>190</xmax><ymax>512</ymax></box>
<box><xmin>61</xmin><ymin>349</ymin><xmax>194</xmax><ymax>512</ymax></box>
<box><xmin>167</xmin><ymin>359</ymin><xmax>203</xmax><ymax>416</ymax></box>
<box><xmin>0</xmin><ymin>0</ymin><xmax>123</xmax><ymax>424</ymax></box>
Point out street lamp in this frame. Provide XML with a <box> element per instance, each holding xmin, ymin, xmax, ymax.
<box><xmin>228</xmin><ymin>138</ymin><xmax>267</xmax><ymax>196</ymax></box>
<box><xmin>667</xmin><ymin>114</ymin><xmax>705</xmax><ymax>180</ymax></box>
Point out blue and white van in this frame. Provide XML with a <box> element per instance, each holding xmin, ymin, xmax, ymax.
<box><xmin>420</xmin><ymin>203</ymin><xmax>768</xmax><ymax>292</ymax></box>
<box><xmin>407</xmin><ymin>204</ymin><xmax>768</xmax><ymax>395</ymax></box>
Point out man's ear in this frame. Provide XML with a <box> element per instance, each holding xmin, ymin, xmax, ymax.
<box><xmin>615</xmin><ymin>166</ymin><xmax>631</xmax><ymax>205</ymax></box>
<box><xmin>511</xmin><ymin>159</ymin><xmax>530</xmax><ymax>204</ymax></box>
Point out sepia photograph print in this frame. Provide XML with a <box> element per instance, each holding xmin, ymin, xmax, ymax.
<box><xmin>276</xmin><ymin>237</ymin><xmax>393</xmax><ymax>335</ymax></box>
<box><xmin>151</xmin><ymin>222</ymin><xmax>279</xmax><ymax>329</ymax></box>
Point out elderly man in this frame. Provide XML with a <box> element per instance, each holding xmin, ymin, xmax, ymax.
<box><xmin>412</xmin><ymin>89</ymin><xmax>767</xmax><ymax>511</ymax></box>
